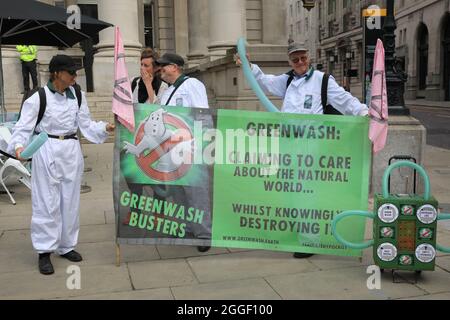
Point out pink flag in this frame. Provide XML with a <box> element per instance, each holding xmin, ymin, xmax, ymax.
<box><xmin>369</xmin><ymin>39</ymin><xmax>389</xmax><ymax>154</ymax></box>
<box><xmin>112</xmin><ymin>27</ymin><xmax>135</xmax><ymax>132</ymax></box>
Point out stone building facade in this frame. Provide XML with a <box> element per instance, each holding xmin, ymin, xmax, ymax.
<box><xmin>308</xmin><ymin>0</ymin><xmax>450</xmax><ymax>102</ymax></box>
<box><xmin>2</xmin><ymin>0</ymin><xmax>290</xmax><ymax>119</ymax></box>
<box><xmin>395</xmin><ymin>0</ymin><xmax>450</xmax><ymax>101</ymax></box>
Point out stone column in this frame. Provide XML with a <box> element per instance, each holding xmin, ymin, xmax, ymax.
<box><xmin>187</xmin><ymin>0</ymin><xmax>209</xmax><ymax>66</ymax></box>
<box><xmin>208</xmin><ymin>0</ymin><xmax>246</xmax><ymax>60</ymax></box>
<box><xmin>94</xmin><ymin>0</ymin><xmax>142</xmax><ymax>94</ymax></box>
<box><xmin>262</xmin><ymin>0</ymin><xmax>287</xmax><ymax>45</ymax></box>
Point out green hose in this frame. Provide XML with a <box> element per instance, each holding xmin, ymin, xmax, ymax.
<box><xmin>438</xmin><ymin>213</ymin><xmax>450</xmax><ymax>253</ymax></box>
<box><xmin>332</xmin><ymin>210</ymin><xmax>375</xmax><ymax>250</ymax></box>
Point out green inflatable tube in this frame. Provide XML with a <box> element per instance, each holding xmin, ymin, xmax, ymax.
<box><xmin>237</xmin><ymin>38</ymin><xmax>280</xmax><ymax>113</ymax></box>
<box><xmin>438</xmin><ymin>213</ymin><xmax>450</xmax><ymax>253</ymax></box>
<box><xmin>332</xmin><ymin>210</ymin><xmax>375</xmax><ymax>250</ymax></box>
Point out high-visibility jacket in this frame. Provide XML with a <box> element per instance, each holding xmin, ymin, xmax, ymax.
<box><xmin>16</xmin><ymin>45</ymin><xmax>37</xmax><ymax>62</ymax></box>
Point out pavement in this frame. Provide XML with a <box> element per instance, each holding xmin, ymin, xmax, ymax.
<box><xmin>0</xmin><ymin>142</ymin><xmax>449</xmax><ymax>300</ymax></box>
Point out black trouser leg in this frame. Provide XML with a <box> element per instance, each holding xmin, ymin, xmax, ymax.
<box><xmin>29</xmin><ymin>60</ymin><xmax>38</xmax><ymax>89</ymax></box>
<box><xmin>21</xmin><ymin>62</ymin><xmax>30</xmax><ymax>91</ymax></box>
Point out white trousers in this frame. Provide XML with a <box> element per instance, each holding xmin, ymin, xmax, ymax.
<box><xmin>30</xmin><ymin>139</ymin><xmax>84</xmax><ymax>255</ymax></box>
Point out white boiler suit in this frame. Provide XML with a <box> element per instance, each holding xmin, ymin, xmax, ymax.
<box><xmin>8</xmin><ymin>84</ymin><xmax>109</xmax><ymax>255</ymax></box>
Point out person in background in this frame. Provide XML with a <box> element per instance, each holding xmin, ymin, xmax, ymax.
<box><xmin>132</xmin><ymin>48</ymin><xmax>168</xmax><ymax>104</ymax></box>
<box><xmin>16</xmin><ymin>45</ymin><xmax>39</xmax><ymax>94</ymax></box>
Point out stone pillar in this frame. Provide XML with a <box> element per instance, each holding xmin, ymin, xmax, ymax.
<box><xmin>372</xmin><ymin>117</ymin><xmax>426</xmax><ymax>196</ymax></box>
<box><xmin>187</xmin><ymin>0</ymin><xmax>209</xmax><ymax>66</ymax></box>
<box><xmin>208</xmin><ymin>0</ymin><xmax>246</xmax><ymax>60</ymax></box>
<box><xmin>174</xmin><ymin>0</ymin><xmax>189</xmax><ymax>59</ymax></box>
<box><xmin>94</xmin><ymin>0</ymin><xmax>142</xmax><ymax>94</ymax></box>
<box><xmin>262</xmin><ymin>0</ymin><xmax>287</xmax><ymax>45</ymax></box>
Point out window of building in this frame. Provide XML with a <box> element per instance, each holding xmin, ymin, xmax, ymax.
<box><xmin>305</xmin><ymin>17</ymin><xmax>309</xmax><ymax>32</ymax></box>
<box><xmin>328</xmin><ymin>0</ymin><xmax>336</xmax><ymax>14</ymax></box>
<box><xmin>296</xmin><ymin>21</ymin><xmax>302</xmax><ymax>34</ymax></box>
<box><xmin>290</xmin><ymin>4</ymin><xmax>293</xmax><ymax>17</ymax></box>
<box><xmin>328</xmin><ymin>20</ymin><xmax>335</xmax><ymax>37</ymax></box>
<box><xmin>296</xmin><ymin>1</ymin><xmax>301</xmax><ymax>16</ymax></box>
<box><xmin>143</xmin><ymin>0</ymin><xmax>155</xmax><ymax>48</ymax></box>
<box><xmin>319</xmin><ymin>1</ymin><xmax>322</xmax><ymax>21</ymax></box>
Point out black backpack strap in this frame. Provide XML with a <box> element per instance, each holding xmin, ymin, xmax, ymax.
<box><xmin>36</xmin><ymin>88</ymin><xmax>47</xmax><ymax>127</ymax></box>
<box><xmin>74</xmin><ymin>85</ymin><xmax>82</xmax><ymax>108</ymax></box>
<box><xmin>286</xmin><ymin>70</ymin><xmax>295</xmax><ymax>89</ymax></box>
<box><xmin>165</xmin><ymin>76</ymin><xmax>189</xmax><ymax>106</ymax></box>
<box><xmin>321</xmin><ymin>74</ymin><xmax>343</xmax><ymax>115</ymax></box>
<box><xmin>131</xmin><ymin>77</ymin><xmax>139</xmax><ymax>93</ymax></box>
<box><xmin>321</xmin><ymin>73</ymin><xmax>329</xmax><ymax>110</ymax></box>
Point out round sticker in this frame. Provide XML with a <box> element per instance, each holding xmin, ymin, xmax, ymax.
<box><xmin>415</xmin><ymin>244</ymin><xmax>436</xmax><ymax>263</ymax></box>
<box><xmin>381</xmin><ymin>227</ymin><xmax>394</xmax><ymax>238</ymax></box>
<box><xmin>419</xmin><ymin>228</ymin><xmax>433</xmax><ymax>239</ymax></box>
<box><xmin>378</xmin><ymin>204</ymin><xmax>399</xmax><ymax>223</ymax></box>
<box><xmin>401</xmin><ymin>205</ymin><xmax>414</xmax><ymax>216</ymax></box>
<box><xmin>399</xmin><ymin>255</ymin><xmax>413</xmax><ymax>266</ymax></box>
<box><xmin>377</xmin><ymin>243</ymin><xmax>398</xmax><ymax>262</ymax></box>
<box><xmin>417</xmin><ymin>205</ymin><xmax>438</xmax><ymax>225</ymax></box>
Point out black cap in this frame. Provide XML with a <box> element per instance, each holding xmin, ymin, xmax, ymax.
<box><xmin>49</xmin><ymin>55</ymin><xmax>82</xmax><ymax>73</ymax></box>
<box><xmin>156</xmin><ymin>53</ymin><xmax>185</xmax><ymax>67</ymax></box>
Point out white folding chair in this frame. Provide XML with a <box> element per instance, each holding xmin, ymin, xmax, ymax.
<box><xmin>0</xmin><ymin>126</ymin><xmax>32</xmax><ymax>205</ymax></box>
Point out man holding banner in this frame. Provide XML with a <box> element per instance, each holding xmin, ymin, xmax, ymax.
<box><xmin>236</xmin><ymin>42</ymin><xmax>369</xmax><ymax>259</ymax></box>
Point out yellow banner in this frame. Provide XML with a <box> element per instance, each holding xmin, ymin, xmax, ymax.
<box><xmin>362</xmin><ymin>8</ymin><xmax>387</xmax><ymax>17</ymax></box>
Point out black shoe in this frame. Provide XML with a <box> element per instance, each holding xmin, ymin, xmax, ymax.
<box><xmin>293</xmin><ymin>252</ymin><xmax>314</xmax><ymax>259</ymax></box>
<box><xmin>197</xmin><ymin>246</ymin><xmax>211</xmax><ymax>253</ymax></box>
<box><xmin>38</xmin><ymin>253</ymin><xmax>54</xmax><ymax>275</ymax></box>
<box><xmin>60</xmin><ymin>250</ymin><xmax>83</xmax><ymax>262</ymax></box>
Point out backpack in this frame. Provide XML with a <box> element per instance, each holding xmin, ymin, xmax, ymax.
<box><xmin>286</xmin><ymin>70</ymin><xmax>343</xmax><ymax>115</ymax></box>
<box><xmin>18</xmin><ymin>85</ymin><xmax>82</xmax><ymax>128</ymax></box>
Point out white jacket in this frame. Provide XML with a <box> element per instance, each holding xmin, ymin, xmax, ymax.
<box><xmin>251</xmin><ymin>64</ymin><xmax>368</xmax><ymax>116</ymax></box>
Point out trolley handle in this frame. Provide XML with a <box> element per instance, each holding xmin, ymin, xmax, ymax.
<box><xmin>382</xmin><ymin>161</ymin><xmax>430</xmax><ymax>200</ymax></box>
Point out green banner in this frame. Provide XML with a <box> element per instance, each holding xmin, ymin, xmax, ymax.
<box><xmin>114</xmin><ymin>105</ymin><xmax>371</xmax><ymax>256</ymax></box>
<box><xmin>211</xmin><ymin>110</ymin><xmax>370</xmax><ymax>257</ymax></box>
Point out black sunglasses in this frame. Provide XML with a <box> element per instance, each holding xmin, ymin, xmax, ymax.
<box><xmin>65</xmin><ymin>70</ymin><xmax>77</xmax><ymax>76</ymax></box>
<box><xmin>290</xmin><ymin>56</ymin><xmax>308</xmax><ymax>64</ymax></box>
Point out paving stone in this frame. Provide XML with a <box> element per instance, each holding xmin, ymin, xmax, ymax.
<box><xmin>187</xmin><ymin>250</ymin><xmax>318</xmax><ymax>283</ymax></box>
<box><xmin>128</xmin><ymin>259</ymin><xmax>197</xmax><ymax>290</ymax></box>
<box><xmin>0</xmin><ymin>265</ymin><xmax>132</xmax><ymax>299</ymax></box>
<box><xmin>172</xmin><ymin>278</ymin><xmax>281</xmax><ymax>300</ymax></box>
<box><xmin>265</xmin><ymin>266</ymin><xmax>427</xmax><ymax>300</ymax></box>
<box><xmin>156</xmin><ymin>245</ymin><xmax>229</xmax><ymax>259</ymax></box>
<box><xmin>68</xmin><ymin>287</ymin><xmax>173</xmax><ymax>300</ymax></box>
<box><xmin>76</xmin><ymin>241</ymin><xmax>160</xmax><ymax>266</ymax></box>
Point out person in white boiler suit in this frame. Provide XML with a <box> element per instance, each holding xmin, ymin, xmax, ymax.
<box><xmin>8</xmin><ymin>55</ymin><xmax>115</xmax><ymax>275</ymax></box>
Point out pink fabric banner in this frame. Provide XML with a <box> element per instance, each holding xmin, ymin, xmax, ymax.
<box><xmin>112</xmin><ymin>26</ymin><xmax>135</xmax><ymax>132</ymax></box>
<box><xmin>369</xmin><ymin>39</ymin><xmax>389</xmax><ymax>154</ymax></box>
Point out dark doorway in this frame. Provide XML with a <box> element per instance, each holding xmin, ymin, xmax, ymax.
<box><xmin>443</xmin><ymin>14</ymin><xmax>450</xmax><ymax>101</ymax></box>
<box><xmin>78</xmin><ymin>4</ymin><xmax>99</xmax><ymax>93</ymax></box>
<box><xmin>144</xmin><ymin>0</ymin><xmax>155</xmax><ymax>48</ymax></box>
<box><xmin>417</xmin><ymin>23</ymin><xmax>429</xmax><ymax>92</ymax></box>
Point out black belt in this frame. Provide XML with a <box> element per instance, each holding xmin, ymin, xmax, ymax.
<box><xmin>47</xmin><ymin>133</ymin><xmax>78</xmax><ymax>140</ymax></box>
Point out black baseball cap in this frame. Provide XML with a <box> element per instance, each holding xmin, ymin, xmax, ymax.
<box><xmin>49</xmin><ymin>54</ymin><xmax>82</xmax><ymax>73</ymax></box>
<box><xmin>156</xmin><ymin>53</ymin><xmax>185</xmax><ymax>67</ymax></box>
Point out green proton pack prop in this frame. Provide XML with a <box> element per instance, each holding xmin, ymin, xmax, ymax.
<box><xmin>332</xmin><ymin>161</ymin><xmax>450</xmax><ymax>272</ymax></box>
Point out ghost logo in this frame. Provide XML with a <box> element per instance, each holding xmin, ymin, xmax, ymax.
<box><xmin>123</xmin><ymin>109</ymin><xmax>194</xmax><ymax>182</ymax></box>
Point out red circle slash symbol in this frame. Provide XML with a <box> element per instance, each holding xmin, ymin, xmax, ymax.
<box><xmin>135</xmin><ymin>113</ymin><xmax>193</xmax><ymax>182</ymax></box>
